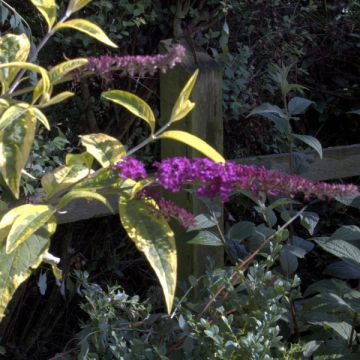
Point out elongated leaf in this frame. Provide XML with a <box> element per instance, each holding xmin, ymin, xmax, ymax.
<box><xmin>187</xmin><ymin>230</ymin><xmax>223</xmax><ymax>246</ymax></box>
<box><xmin>280</xmin><ymin>247</ymin><xmax>298</xmax><ymax>274</ymax></box>
<box><xmin>80</xmin><ymin>133</ymin><xmax>125</xmax><ymax>168</ymax></box>
<box><xmin>227</xmin><ymin>221</ymin><xmax>255</xmax><ymax>241</ymax></box>
<box><xmin>66</xmin><ymin>0</ymin><xmax>92</xmax><ymax>15</ymax></box>
<box><xmin>188</xmin><ymin>214</ymin><xmax>217</xmax><ymax>231</ymax></box>
<box><xmin>6</xmin><ymin>204</ymin><xmax>55</xmax><ymax>253</ymax></box>
<box><xmin>159</xmin><ymin>130</ymin><xmax>225</xmax><ymax>163</ymax></box>
<box><xmin>54</xmin><ymin>19</ymin><xmax>117</xmax><ymax>48</ymax></box>
<box><xmin>330</xmin><ymin>225</ymin><xmax>360</xmax><ymax>241</ymax></box>
<box><xmin>248</xmin><ymin>103</ymin><xmax>287</xmax><ymax>119</ymax></box>
<box><xmin>323</xmin><ymin>321</ymin><xmax>355</xmax><ymax>342</ymax></box>
<box><xmin>30</xmin><ymin>0</ymin><xmax>56</xmax><ymax>29</ymax></box>
<box><xmin>170</xmin><ymin>70</ymin><xmax>198</xmax><ymax>123</ymax></box>
<box><xmin>65</xmin><ymin>152</ymin><xmax>93</xmax><ymax>168</ymax></box>
<box><xmin>0</xmin><ymin>100</ymin><xmax>9</xmax><ymax>116</ymax></box>
<box><xmin>41</xmin><ymin>164</ymin><xmax>91</xmax><ymax>199</ymax></box>
<box><xmin>0</xmin><ymin>34</ymin><xmax>30</xmax><ymax>93</ymax></box>
<box><xmin>324</xmin><ymin>261</ymin><xmax>360</xmax><ymax>280</ymax></box>
<box><xmin>293</xmin><ymin>134</ymin><xmax>322</xmax><ymax>159</ymax></box>
<box><xmin>56</xmin><ymin>190</ymin><xmax>113</xmax><ymax>212</ymax></box>
<box><xmin>0</xmin><ymin>222</ymin><xmax>55</xmax><ymax>319</ymax></box>
<box><xmin>288</xmin><ymin>97</ymin><xmax>314</xmax><ymax>116</ymax></box>
<box><xmin>38</xmin><ymin>91</ymin><xmax>74</xmax><ymax>108</ymax></box>
<box><xmin>119</xmin><ymin>194</ymin><xmax>176</xmax><ymax>314</ymax></box>
<box><xmin>102</xmin><ymin>90</ymin><xmax>155</xmax><ymax>133</ymax></box>
<box><xmin>73</xmin><ymin>167</ymin><xmax>123</xmax><ymax>190</ymax></box>
<box><xmin>0</xmin><ymin>111</ymin><xmax>36</xmax><ymax>198</ymax></box>
<box><xmin>0</xmin><ymin>103</ymin><xmax>29</xmax><ymax>131</ymax></box>
<box><xmin>32</xmin><ymin>107</ymin><xmax>50</xmax><ymax>130</ymax></box>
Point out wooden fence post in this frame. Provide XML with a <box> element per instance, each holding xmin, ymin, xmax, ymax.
<box><xmin>160</xmin><ymin>41</ymin><xmax>224</xmax><ymax>282</ymax></box>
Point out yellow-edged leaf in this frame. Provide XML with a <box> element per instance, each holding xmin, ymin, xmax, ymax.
<box><xmin>38</xmin><ymin>91</ymin><xmax>75</xmax><ymax>108</ymax></box>
<box><xmin>0</xmin><ymin>34</ymin><xmax>30</xmax><ymax>94</ymax></box>
<box><xmin>0</xmin><ymin>204</ymin><xmax>31</xmax><ymax>232</ymax></box>
<box><xmin>102</xmin><ymin>90</ymin><xmax>155</xmax><ymax>133</ymax></box>
<box><xmin>170</xmin><ymin>69</ymin><xmax>198</xmax><ymax>122</ymax></box>
<box><xmin>0</xmin><ymin>221</ymin><xmax>55</xmax><ymax>319</ymax></box>
<box><xmin>0</xmin><ymin>111</ymin><xmax>36</xmax><ymax>198</ymax></box>
<box><xmin>66</xmin><ymin>0</ymin><xmax>92</xmax><ymax>15</ymax></box>
<box><xmin>54</xmin><ymin>19</ymin><xmax>117</xmax><ymax>48</ymax></box>
<box><xmin>30</xmin><ymin>0</ymin><xmax>56</xmax><ymax>30</ymax></box>
<box><xmin>159</xmin><ymin>130</ymin><xmax>225</xmax><ymax>163</ymax></box>
<box><xmin>65</xmin><ymin>151</ymin><xmax>93</xmax><ymax>168</ymax></box>
<box><xmin>5</xmin><ymin>204</ymin><xmax>55</xmax><ymax>254</ymax></box>
<box><xmin>80</xmin><ymin>133</ymin><xmax>126</xmax><ymax>168</ymax></box>
<box><xmin>73</xmin><ymin>167</ymin><xmax>124</xmax><ymax>190</ymax></box>
<box><xmin>56</xmin><ymin>189</ymin><xmax>113</xmax><ymax>212</ymax></box>
<box><xmin>31</xmin><ymin>107</ymin><xmax>50</xmax><ymax>130</ymax></box>
<box><xmin>119</xmin><ymin>193</ymin><xmax>177</xmax><ymax>314</ymax></box>
<box><xmin>0</xmin><ymin>103</ymin><xmax>29</xmax><ymax>131</ymax></box>
<box><xmin>0</xmin><ymin>99</ymin><xmax>9</xmax><ymax>117</ymax></box>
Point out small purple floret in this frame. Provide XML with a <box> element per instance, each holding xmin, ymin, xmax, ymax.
<box><xmin>115</xmin><ymin>157</ymin><xmax>147</xmax><ymax>180</ymax></box>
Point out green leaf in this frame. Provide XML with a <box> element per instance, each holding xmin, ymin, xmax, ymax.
<box><xmin>0</xmin><ymin>103</ymin><xmax>29</xmax><ymax>131</ymax></box>
<box><xmin>300</xmin><ymin>211</ymin><xmax>319</xmax><ymax>235</ymax></box>
<box><xmin>280</xmin><ymin>247</ymin><xmax>298</xmax><ymax>274</ymax></box>
<box><xmin>0</xmin><ymin>222</ymin><xmax>55</xmax><ymax>320</ymax></box>
<box><xmin>54</xmin><ymin>19</ymin><xmax>117</xmax><ymax>48</ymax></box>
<box><xmin>330</xmin><ymin>225</ymin><xmax>360</xmax><ymax>241</ymax></box>
<box><xmin>288</xmin><ymin>97</ymin><xmax>314</xmax><ymax>116</ymax></box>
<box><xmin>38</xmin><ymin>91</ymin><xmax>75</xmax><ymax>108</ymax></box>
<box><xmin>323</xmin><ymin>321</ymin><xmax>355</xmax><ymax>341</ymax></box>
<box><xmin>80</xmin><ymin>133</ymin><xmax>125</xmax><ymax>168</ymax></box>
<box><xmin>227</xmin><ymin>221</ymin><xmax>255</xmax><ymax>241</ymax></box>
<box><xmin>323</xmin><ymin>261</ymin><xmax>360</xmax><ymax>280</ymax></box>
<box><xmin>30</xmin><ymin>0</ymin><xmax>56</xmax><ymax>29</ymax></box>
<box><xmin>0</xmin><ymin>34</ymin><xmax>30</xmax><ymax>94</ymax></box>
<box><xmin>102</xmin><ymin>90</ymin><xmax>155</xmax><ymax>133</ymax></box>
<box><xmin>293</xmin><ymin>134</ymin><xmax>322</xmax><ymax>159</ymax></box>
<box><xmin>0</xmin><ymin>111</ymin><xmax>36</xmax><ymax>198</ymax></box>
<box><xmin>41</xmin><ymin>164</ymin><xmax>91</xmax><ymax>199</ymax></box>
<box><xmin>187</xmin><ymin>230</ymin><xmax>223</xmax><ymax>246</ymax></box>
<box><xmin>56</xmin><ymin>189</ymin><xmax>113</xmax><ymax>213</ymax></box>
<box><xmin>5</xmin><ymin>204</ymin><xmax>55</xmax><ymax>253</ymax></box>
<box><xmin>170</xmin><ymin>70</ymin><xmax>198</xmax><ymax>123</ymax></box>
<box><xmin>159</xmin><ymin>130</ymin><xmax>225</xmax><ymax>163</ymax></box>
<box><xmin>187</xmin><ymin>214</ymin><xmax>217</xmax><ymax>231</ymax></box>
<box><xmin>66</xmin><ymin>0</ymin><xmax>92</xmax><ymax>15</ymax></box>
<box><xmin>65</xmin><ymin>152</ymin><xmax>93</xmax><ymax>168</ymax></box>
<box><xmin>31</xmin><ymin>107</ymin><xmax>50</xmax><ymax>130</ymax></box>
<box><xmin>73</xmin><ymin>168</ymin><xmax>123</xmax><ymax>190</ymax></box>
<box><xmin>119</xmin><ymin>194</ymin><xmax>176</xmax><ymax>314</ymax></box>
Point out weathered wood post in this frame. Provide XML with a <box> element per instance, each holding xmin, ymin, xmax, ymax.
<box><xmin>160</xmin><ymin>41</ymin><xmax>224</xmax><ymax>282</ymax></box>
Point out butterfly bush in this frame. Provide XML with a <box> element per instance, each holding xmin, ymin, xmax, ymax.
<box><xmin>116</xmin><ymin>157</ymin><xmax>358</xmax><ymax>202</ymax></box>
<box><xmin>85</xmin><ymin>44</ymin><xmax>186</xmax><ymax>78</ymax></box>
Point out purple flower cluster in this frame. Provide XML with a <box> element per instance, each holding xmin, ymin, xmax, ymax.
<box><xmin>85</xmin><ymin>44</ymin><xmax>186</xmax><ymax>79</ymax></box>
<box><xmin>115</xmin><ymin>157</ymin><xmax>147</xmax><ymax>180</ymax></box>
<box><xmin>158</xmin><ymin>198</ymin><xmax>195</xmax><ymax>228</ymax></box>
<box><xmin>154</xmin><ymin>157</ymin><xmax>359</xmax><ymax>201</ymax></box>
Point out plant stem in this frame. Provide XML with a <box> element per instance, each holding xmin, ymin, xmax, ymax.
<box><xmin>348</xmin><ymin>313</ymin><xmax>357</xmax><ymax>349</ymax></box>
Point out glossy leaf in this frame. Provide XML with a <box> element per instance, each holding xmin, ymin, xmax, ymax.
<box><xmin>227</xmin><ymin>221</ymin><xmax>255</xmax><ymax>241</ymax></box>
<box><xmin>119</xmin><ymin>194</ymin><xmax>176</xmax><ymax>314</ymax></box>
<box><xmin>159</xmin><ymin>130</ymin><xmax>225</xmax><ymax>163</ymax></box>
<box><xmin>0</xmin><ymin>222</ymin><xmax>55</xmax><ymax>320</ymax></box>
<box><xmin>65</xmin><ymin>152</ymin><xmax>93</xmax><ymax>168</ymax></box>
<box><xmin>38</xmin><ymin>91</ymin><xmax>75</xmax><ymax>108</ymax></box>
<box><xmin>66</xmin><ymin>0</ymin><xmax>92</xmax><ymax>15</ymax></box>
<box><xmin>0</xmin><ymin>111</ymin><xmax>36</xmax><ymax>198</ymax></box>
<box><xmin>187</xmin><ymin>230</ymin><xmax>223</xmax><ymax>246</ymax></box>
<box><xmin>330</xmin><ymin>225</ymin><xmax>360</xmax><ymax>241</ymax></box>
<box><xmin>32</xmin><ymin>107</ymin><xmax>50</xmax><ymax>130</ymax></box>
<box><xmin>293</xmin><ymin>134</ymin><xmax>322</xmax><ymax>159</ymax></box>
<box><xmin>54</xmin><ymin>19</ymin><xmax>117</xmax><ymax>48</ymax></box>
<box><xmin>0</xmin><ymin>34</ymin><xmax>30</xmax><ymax>93</ymax></box>
<box><xmin>323</xmin><ymin>261</ymin><xmax>360</xmax><ymax>280</ymax></box>
<box><xmin>56</xmin><ymin>189</ymin><xmax>113</xmax><ymax>213</ymax></box>
<box><xmin>73</xmin><ymin>168</ymin><xmax>124</xmax><ymax>190</ymax></box>
<box><xmin>188</xmin><ymin>214</ymin><xmax>217</xmax><ymax>231</ymax></box>
<box><xmin>170</xmin><ymin>70</ymin><xmax>198</xmax><ymax>123</ymax></box>
<box><xmin>0</xmin><ymin>103</ymin><xmax>29</xmax><ymax>131</ymax></box>
<box><xmin>80</xmin><ymin>133</ymin><xmax>125</xmax><ymax>168</ymax></box>
<box><xmin>300</xmin><ymin>211</ymin><xmax>319</xmax><ymax>235</ymax></box>
<box><xmin>5</xmin><ymin>205</ymin><xmax>55</xmax><ymax>253</ymax></box>
<box><xmin>30</xmin><ymin>0</ymin><xmax>56</xmax><ymax>29</ymax></box>
<box><xmin>288</xmin><ymin>97</ymin><xmax>314</xmax><ymax>116</ymax></box>
<box><xmin>102</xmin><ymin>90</ymin><xmax>155</xmax><ymax>133</ymax></box>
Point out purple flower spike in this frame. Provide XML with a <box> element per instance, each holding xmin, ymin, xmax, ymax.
<box><xmin>116</xmin><ymin>157</ymin><xmax>147</xmax><ymax>180</ymax></box>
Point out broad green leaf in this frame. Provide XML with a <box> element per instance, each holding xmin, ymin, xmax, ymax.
<box><xmin>280</xmin><ymin>247</ymin><xmax>298</xmax><ymax>274</ymax></box>
<box><xmin>0</xmin><ymin>34</ymin><xmax>30</xmax><ymax>93</ymax></box>
<box><xmin>56</xmin><ymin>189</ymin><xmax>113</xmax><ymax>213</ymax></box>
<box><xmin>324</xmin><ymin>261</ymin><xmax>360</xmax><ymax>280</ymax></box>
<box><xmin>31</xmin><ymin>107</ymin><xmax>50</xmax><ymax>130</ymax></box>
<box><xmin>0</xmin><ymin>62</ymin><xmax>50</xmax><ymax>99</ymax></box>
<box><xmin>38</xmin><ymin>91</ymin><xmax>75</xmax><ymax>108</ymax></box>
<box><xmin>0</xmin><ymin>103</ymin><xmax>29</xmax><ymax>131</ymax></box>
<box><xmin>66</xmin><ymin>0</ymin><xmax>92</xmax><ymax>15</ymax></box>
<box><xmin>227</xmin><ymin>221</ymin><xmax>255</xmax><ymax>241</ymax></box>
<box><xmin>80</xmin><ymin>133</ymin><xmax>126</xmax><ymax>168</ymax></box>
<box><xmin>188</xmin><ymin>214</ymin><xmax>217</xmax><ymax>231</ymax></box>
<box><xmin>30</xmin><ymin>0</ymin><xmax>56</xmax><ymax>29</ymax></box>
<box><xmin>170</xmin><ymin>70</ymin><xmax>198</xmax><ymax>123</ymax></box>
<box><xmin>73</xmin><ymin>168</ymin><xmax>123</xmax><ymax>190</ymax></box>
<box><xmin>0</xmin><ymin>111</ymin><xmax>36</xmax><ymax>198</ymax></box>
<box><xmin>119</xmin><ymin>194</ymin><xmax>176</xmax><ymax>314</ymax></box>
<box><xmin>288</xmin><ymin>97</ymin><xmax>314</xmax><ymax>116</ymax></box>
<box><xmin>0</xmin><ymin>222</ymin><xmax>55</xmax><ymax>319</ymax></box>
<box><xmin>54</xmin><ymin>19</ymin><xmax>117</xmax><ymax>48</ymax></box>
<box><xmin>293</xmin><ymin>134</ymin><xmax>322</xmax><ymax>159</ymax></box>
<box><xmin>102</xmin><ymin>90</ymin><xmax>155</xmax><ymax>133</ymax></box>
<box><xmin>65</xmin><ymin>151</ymin><xmax>93</xmax><ymax>168</ymax></box>
<box><xmin>159</xmin><ymin>130</ymin><xmax>225</xmax><ymax>163</ymax></box>
<box><xmin>300</xmin><ymin>211</ymin><xmax>319</xmax><ymax>235</ymax></box>
<box><xmin>41</xmin><ymin>164</ymin><xmax>91</xmax><ymax>199</ymax></box>
<box><xmin>187</xmin><ymin>230</ymin><xmax>223</xmax><ymax>246</ymax></box>
<box><xmin>330</xmin><ymin>225</ymin><xmax>360</xmax><ymax>241</ymax></box>
<box><xmin>323</xmin><ymin>321</ymin><xmax>355</xmax><ymax>342</ymax></box>
<box><xmin>5</xmin><ymin>204</ymin><xmax>55</xmax><ymax>253</ymax></box>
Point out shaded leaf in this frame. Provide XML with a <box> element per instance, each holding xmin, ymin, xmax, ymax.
<box><xmin>187</xmin><ymin>214</ymin><xmax>217</xmax><ymax>231</ymax></box>
<box><xmin>288</xmin><ymin>97</ymin><xmax>314</xmax><ymax>116</ymax></box>
<box><xmin>187</xmin><ymin>230</ymin><xmax>223</xmax><ymax>246</ymax></box>
<box><xmin>227</xmin><ymin>221</ymin><xmax>255</xmax><ymax>241</ymax></box>
<box><xmin>300</xmin><ymin>211</ymin><xmax>319</xmax><ymax>235</ymax></box>
<box><xmin>330</xmin><ymin>225</ymin><xmax>360</xmax><ymax>241</ymax></box>
<box><xmin>324</xmin><ymin>261</ymin><xmax>360</xmax><ymax>280</ymax></box>
<box><xmin>293</xmin><ymin>134</ymin><xmax>322</xmax><ymax>159</ymax></box>
<box><xmin>280</xmin><ymin>247</ymin><xmax>298</xmax><ymax>274</ymax></box>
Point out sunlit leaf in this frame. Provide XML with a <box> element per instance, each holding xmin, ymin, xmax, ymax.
<box><xmin>80</xmin><ymin>133</ymin><xmax>126</xmax><ymax>168</ymax></box>
<box><xmin>65</xmin><ymin>151</ymin><xmax>93</xmax><ymax>168</ymax></box>
<box><xmin>31</xmin><ymin>107</ymin><xmax>50</xmax><ymax>130</ymax></box>
<box><xmin>73</xmin><ymin>167</ymin><xmax>124</xmax><ymax>190</ymax></box>
<box><xmin>38</xmin><ymin>91</ymin><xmax>75</xmax><ymax>108</ymax></box>
<box><xmin>54</xmin><ymin>19</ymin><xmax>117</xmax><ymax>48</ymax></box>
<box><xmin>0</xmin><ymin>103</ymin><xmax>29</xmax><ymax>131</ymax></box>
<box><xmin>102</xmin><ymin>90</ymin><xmax>155</xmax><ymax>133</ymax></box>
<box><xmin>170</xmin><ymin>70</ymin><xmax>198</xmax><ymax>122</ymax></box>
<box><xmin>30</xmin><ymin>0</ymin><xmax>56</xmax><ymax>29</ymax></box>
<box><xmin>159</xmin><ymin>130</ymin><xmax>225</xmax><ymax>163</ymax></box>
<box><xmin>66</xmin><ymin>0</ymin><xmax>92</xmax><ymax>15</ymax></box>
<box><xmin>119</xmin><ymin>193</ymin><xmax>176</xmax><ymax>314</ymax></box>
